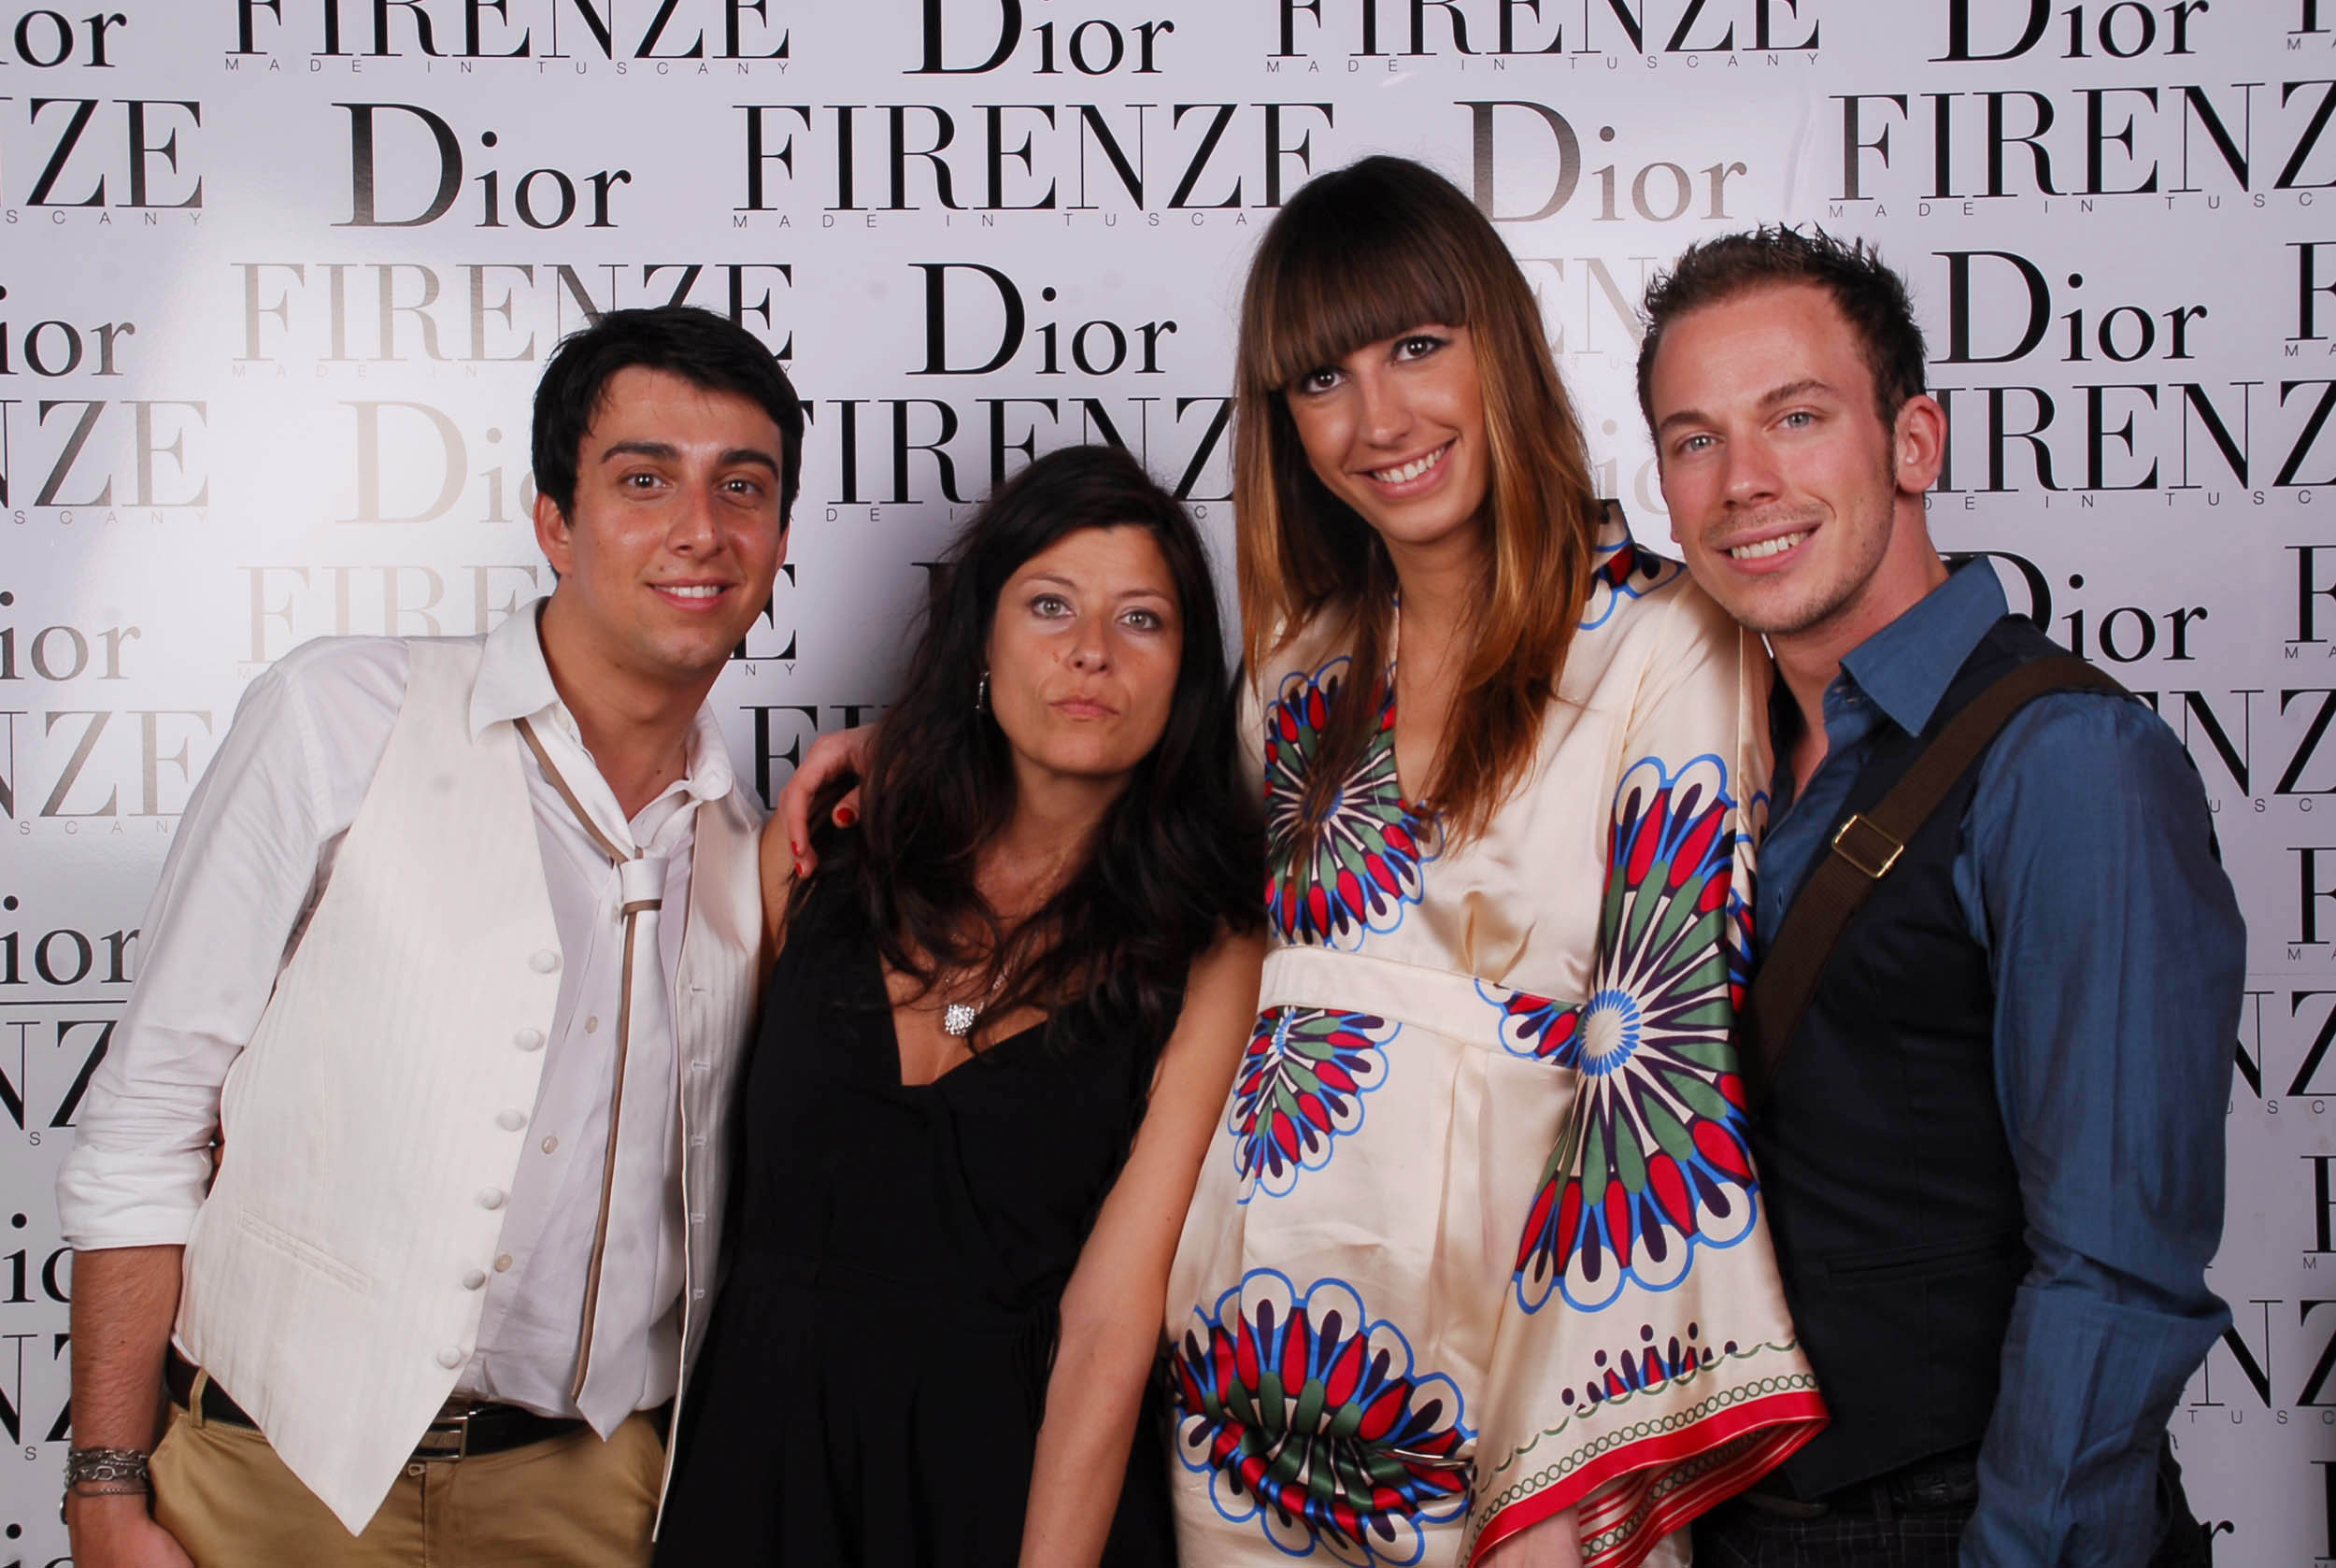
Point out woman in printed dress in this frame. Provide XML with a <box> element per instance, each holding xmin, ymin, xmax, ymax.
<box><xmin>1159</xmin><ymin>156</ymin><xmax>1825</xmax><ymax>1568</ymax></box>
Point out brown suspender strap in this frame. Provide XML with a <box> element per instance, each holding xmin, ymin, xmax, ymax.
<box><xmin>1740</xmin><ymin>653</ymin><xmax>2128</xmax><ymax>1109</ymax></box>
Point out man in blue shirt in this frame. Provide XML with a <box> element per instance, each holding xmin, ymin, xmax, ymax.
<box><xmin>1638</xmin><ymin>229</ymin><xmax>2240</xmax><ymax>1566</ymax></box>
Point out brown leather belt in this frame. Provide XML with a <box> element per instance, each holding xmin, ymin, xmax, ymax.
<box><xmin>164</xmin><ymin>1347</ymin><xmax>587</xmax><ymax>1462</ymax></box>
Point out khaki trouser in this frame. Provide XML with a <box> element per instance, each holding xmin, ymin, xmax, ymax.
<box><xmin>149</xmin><ymin>1399</ymin><xmax>664</xmax><ymax>1568</ymax></box>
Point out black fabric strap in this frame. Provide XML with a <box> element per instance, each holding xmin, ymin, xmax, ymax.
<box><xmin>163</xmin><ymin>1347</ymin><xmax>587</xmax><ymax>1460</ymax></box>
<box><xmin>1740</xmin><ymin>654</ymin><xmax>2127</xmax><ymax>1108</ymax></box>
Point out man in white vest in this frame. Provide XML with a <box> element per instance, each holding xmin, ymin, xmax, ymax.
<box><xmin>55</xmin><ymin>305</ymin><xmax>800</xmax><ymax>1568</ymax></box>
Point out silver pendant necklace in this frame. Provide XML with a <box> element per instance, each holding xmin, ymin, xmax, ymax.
<box><xmin>942</xmin><ymin>972</ymin><xmax>1004</xmax><ymax>1037</ymax></box>
<box><xmin>943</xmin><ymin>837</ymin><xmax>1077</xmax><ymax>1037</ymax></box>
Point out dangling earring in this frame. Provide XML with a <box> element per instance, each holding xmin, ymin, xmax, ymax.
<box><xmin>975</xmin><ymin>671</ymin><xmax>990</xmax><ymax>713</ymax></box>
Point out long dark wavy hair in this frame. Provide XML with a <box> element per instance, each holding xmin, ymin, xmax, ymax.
<box><xmin>795</xmin><ymin>444</ymin><xmax>1261</xmax><ymax>1052</ymax></box>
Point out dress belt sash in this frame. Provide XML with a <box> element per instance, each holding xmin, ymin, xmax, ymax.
<box><xmin>1259</xmin><ymin>945</ymin><xmax>1578</xmax><ymax>1049</ymax></box>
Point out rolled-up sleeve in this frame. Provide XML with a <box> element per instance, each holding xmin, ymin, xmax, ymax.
<box><xmin>56</xmin><ymin>658</ymin><xmax>340</xmax><ymax>1250</ymax></box>
<box><xmin>1956</xmin><ymin>693</ymin><xmax>2242</xmax><ymax>1567</ymax></box>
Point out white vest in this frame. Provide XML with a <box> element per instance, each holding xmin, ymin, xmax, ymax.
<box><xmin>175</xmin><ymin>637</ymin><xmax>760</xmax><ymax>1535</ymax></box>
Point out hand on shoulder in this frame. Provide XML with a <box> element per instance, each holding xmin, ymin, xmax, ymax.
<box><xmin>774</xmin><ymin>724</ymin><xmax>874</xmax><ymax>877</ymax></box>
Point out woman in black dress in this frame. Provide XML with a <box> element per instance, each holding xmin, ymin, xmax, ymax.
<box><xmin>655</xmin><ymin>445</ymin><xmax>1264</xmax><ymax>1566</ymax></box>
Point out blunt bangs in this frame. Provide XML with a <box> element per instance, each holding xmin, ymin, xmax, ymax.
<box><xmin>1244</xmin><ymin>174</ymin><xmax>1474</xmax><ymax>392</ymax></box>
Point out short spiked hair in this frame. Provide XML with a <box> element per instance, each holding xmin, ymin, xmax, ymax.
<box><xmin>1637</xmin><ymin>226</ymin><xmax>1928</xmax><ymax>434</ymax></box>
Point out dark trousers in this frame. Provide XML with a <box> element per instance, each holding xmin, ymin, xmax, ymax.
<box><xmin>1691</xmin><ymin>1444</ymin><xmax>2212</xmax><ymax>1568</ymax></box>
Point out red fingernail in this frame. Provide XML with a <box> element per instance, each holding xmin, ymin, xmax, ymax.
<box><xmin>834</xmin><ymin>805</ymin><xmax>858</xmax><ymax>827</ymax></box>
<box><xmin>790</xmin><ymin>838</ymin><xmax>802</xmax><ymax>856</ymax></box>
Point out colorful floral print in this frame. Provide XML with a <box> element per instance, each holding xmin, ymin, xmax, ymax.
<box><xmin>1264</xmin><ymin>657</ymin><xmax>1432</xmax><ymax>950</ymax></box>
<box><xmin>1488</xmin><ymin>753</ymin><xmax>1762</xmax><ymax>1313</ymax></box>
<box><xmin>1171</xmin><ymin>1270</ymin><xmax>1474</xmax><ymax>1565</ymax></box>
<box><xmin>1579</xmin><ymin>536</ymin><xmax>1682</xmax><ymax>633</ymax></box>
<box><xmin>1230</xmin><ymin>1008</ymin><xmax>1398</xmax><ymax>1202</ymax></box>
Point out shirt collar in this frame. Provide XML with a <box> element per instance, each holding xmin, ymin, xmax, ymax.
<box><xmin>1834</xmin><ymin>559</ymin><xmax>2009</xmax><ymax>737</ymax></box>
<box><xmin>468</xmin><ymin>600</ymin><xmax>736</xmax><ymax>807</ymax></box>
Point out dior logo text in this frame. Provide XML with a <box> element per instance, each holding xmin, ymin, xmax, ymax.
<box><xmin>915</xmin><ymin>263</ymin><xmax>1175</xmax><ymax>378</ymax></box>
<box><xmin>0</xmin><ymin>910</ymin><xmax>135</xmax><ymax>996</ymax></box>
<box><xmin>338</xmin><ymin>102</ymin><xmax>629</xmax><ymax>229</ymax></box>
<box><xmin>0</xmin><ymin>592</ymin><xmax>137</xmax><ymax>687</ymax></box>
<box><xmin>1938</xmin><ymin>249</ymin><xmax>2206</xmax><ymax>365</ymax></box>
<box><xmin>335</xmin><ymin>403</ymin><xmax>528</xmax><ymax>524</ymax></box>
<box><xmin>912</xmin><ymin>0</ymin><xmax>1170</xmax><ymax>75</ymax></box>
<box><xmin>1936</xmin><ymin>0</ymin><xmax>2208</xmax><ymax>62</ymax></box>
<box><xmin>0</xmin><ymin>7</ymin><xmax>123</xmax><ymax>67</ymax></box>
<box><xmin>0</xmin><ymin>289</ymin><xmax>135</xmax><ymax>378</ymax></box>
<box><xmin>1463</xmin><ymin>101</ymin><xmax>1747</xmax><ymax>222</ymax></box>
<box><xmin>0</xmin><ymin>1201</ymin><xmax>74</xmax><ymax>1302</ymax></box>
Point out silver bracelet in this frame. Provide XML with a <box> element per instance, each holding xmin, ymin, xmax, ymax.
<box><xmin>64</xmin><ymin>1446</ymin><xmax>151</xmax><ymax>1497</ymax></box>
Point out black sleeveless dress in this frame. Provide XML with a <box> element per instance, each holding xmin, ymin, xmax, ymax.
<box><xmin>655</xmin><ymin>869</ymin><xmax>1178</xmax><ymax>1566</ymax></box>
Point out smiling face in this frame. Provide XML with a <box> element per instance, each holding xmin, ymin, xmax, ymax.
<box><xmin>1282</xmin><ymin>324</ymin><xmax>1491</xmax><ymax>567</ymax></box>
<box><xmin>1650</xmin><ymin>283</ymin><xmax>1944</xmax><ymax>659</ymax></box>
<box><xmin>984</xmin><ymin>524</ymin><xmax>1184</xmax><ymax>799</ymax></box>
<box><xmin>533</xmin><ymin>363</ymin><xmax>790</xmax><ymax>698</ymax></box>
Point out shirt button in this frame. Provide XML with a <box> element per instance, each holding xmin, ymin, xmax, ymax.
<box><xmin>477</xmin><ymin>1188</ymin><xmax>506</xmax><ymax>1210</ymax></box>
<box><xmin>494</xmin><ymin>1254</ymin><xmax>514</xmax><ymax>1273</ymax></box>
<box><xmin>513</xmin><ymin>1028</ymin><xmax>545</xmax><ymax>1052</ymax></box>
<box><xmin>461</xmin><ymin>1269</ymin><xmax>486</xmax><ymax>1290</ymax></box>
<box><xmin>435</xmin><ymin>1347</ymin><xmax>463</xmax><ymax>1370</ymax></box>
<box><xmin>540</xmin><ymin>1135</ymin><xmax>559</xmax><ymax>1154</ymax></box>
<box><xmin>689</xmin><ymin>1212</ymin><xmax>706</xmax><ymax>1224</ymax></box>
<box><xmin>691</xmin><ymin>1289</ymin><xmax>706</xmax><ymax>1301</ymax></box>
<box><xmin>584</xmin><ymin>1016</ymin><xmax>600</xmax><ymax>1034</ymax></box>
<box><xmin>496</xmin><ymin>1110</ymin><xmax>526</xmax><ymax>1132</ymax></box>
<box><xmin>529</xmin><ymin>949</ymin><xmax>560</xmax><ymax>974</ymax></box>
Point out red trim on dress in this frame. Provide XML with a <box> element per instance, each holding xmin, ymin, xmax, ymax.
<box><xmin>1465</xmin><ymin>1390</ymin><xmax>1828</xmax><ymax>1565</ymax></box>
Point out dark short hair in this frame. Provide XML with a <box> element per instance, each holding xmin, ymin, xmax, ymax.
<box><xmin>531</xmin><ymin>306</ymin><xmax>805</xmax><ymax>523</ymax></box>
<box><xmin>1637</xmin><ymin>226</ymin><xmax>1927</xmax><ymax>433</ymax></box>
<box><xmin>802</xmin><ymin>443</ymin><xmax>1261</xmax><ymax>1059</ymax></box>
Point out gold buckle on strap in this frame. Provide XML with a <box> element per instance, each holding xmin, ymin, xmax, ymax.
<box><xmin>413</xmin><ymin>1410</ymin><xmax>472</xmax><ymax>1462</ymax></box>
<box><xmin>1830</xmin><ymin>814</ymin><xmax>1904</xmax><ymax>879</ymax></box>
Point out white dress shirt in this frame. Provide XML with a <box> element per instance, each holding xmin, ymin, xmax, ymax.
<box><xmin>58</xmin><ymin>606</ymin><xmax>734</xmax><ymax>1428</ymax></box>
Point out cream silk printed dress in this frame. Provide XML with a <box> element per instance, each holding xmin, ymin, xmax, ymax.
<box><xmin>1164</xmin><ymin>518</ymin><xmax>1826</xmax><ymax>1568</ymax></box>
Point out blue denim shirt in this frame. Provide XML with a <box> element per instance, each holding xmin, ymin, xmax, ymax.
<box><xmin>1756</xmin><ymin>562</ymin><xmax>2243</xmax><ymax>1567</ymax></box>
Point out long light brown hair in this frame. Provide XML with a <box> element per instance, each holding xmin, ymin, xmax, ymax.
<box><xmin>1234</xmin><ymin>155</ymin><xmax>1602</xmax><ymax>846</ymax></box>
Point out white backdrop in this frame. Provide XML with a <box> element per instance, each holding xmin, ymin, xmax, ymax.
<box><xmin>0</xmin><ymin>0</ymin><xmax>2324</xmax><ymax>1561</ymax></box>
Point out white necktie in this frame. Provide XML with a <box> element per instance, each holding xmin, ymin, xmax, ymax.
<box><xmin>515</xmin><ymin>718</ymin><xmax>668</xmax><ymax>1430</ymax></box>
